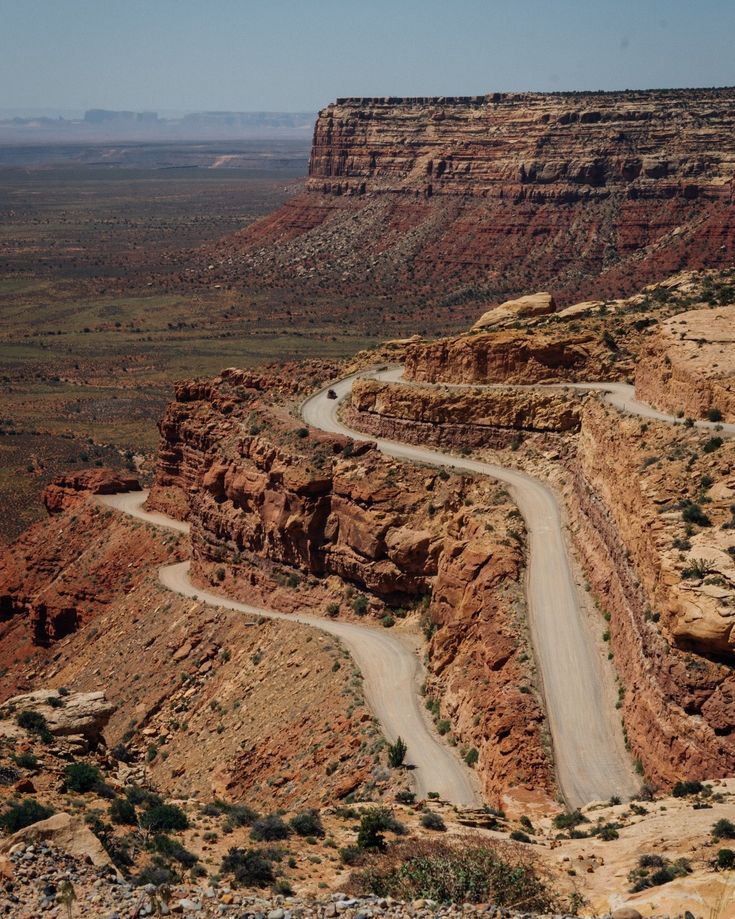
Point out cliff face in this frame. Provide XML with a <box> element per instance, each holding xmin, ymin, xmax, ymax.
<box><xmin>636</xmin><ymin>304</ymin><xmax>735</xmax><ymax>422</ymax></box>
<box><xmin>308</xmin><ymin>91</ymin><xmax>735</xmax><ymax>200</ymax></box>
<box><xmin>568</xmin><ymin>400</ymin><xmax>734</xmax><ymax>783</ymax></box>
<box><xmin>346</xmin><ymin>378</ymin><xmax>582</xmax><ymax>451</ymax></box>
<box><xmin>225</xmin><ymin>91</ymin><xmax>735</xmax><ymax>311</ymax></box>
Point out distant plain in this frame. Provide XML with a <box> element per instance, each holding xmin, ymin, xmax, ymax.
<box><xmin>0</xmin><ymin>144</ymin><xmax>379</xmax><ymax>538</ymax></box>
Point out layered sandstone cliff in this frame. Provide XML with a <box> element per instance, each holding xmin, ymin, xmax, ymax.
<box><xmin>566</xmin><ymin>399</ymin><xmax>734</xmax><ymax>783</ymax></box>
<box><xmin>347</xmin><ymin>378</ymin><xmax>583</xmax><ymax>449</ymax></box>
<box><xmin>223</xmin><ymin>90</ymin><xmax>735</xmax><ymax>313</ymax></box>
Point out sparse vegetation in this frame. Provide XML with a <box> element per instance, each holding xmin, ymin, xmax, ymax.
<box><xmin>349</xmin><ymin>838</ymin><xmax>554</xmax><ymax>909</ymax></box>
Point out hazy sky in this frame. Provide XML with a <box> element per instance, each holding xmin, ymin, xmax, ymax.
<box><xmin>2</xmin><ymin>0</ymin><xmax>734</xmax><ymax>113</ymax></box>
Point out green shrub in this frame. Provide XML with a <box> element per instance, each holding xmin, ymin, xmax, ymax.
<box><xmin>395</xmin><ymin>790</ymin><xmax>416</xmax><ymax>805</ymax></box>
<box><xmin>290</xmin><ymin>810</ymin><xmax>325</xmax><ymax>838</ymax></box>
<box><xmin>325</xmin><ymin>602</ymin><xmax>340</xmax><ymax>618</ymax></box>
<box><xmin>672</xmin><ymin>780</ymin><xmax>704</xmax><ymax>797</ymax></box>
<box><xmin>349</xmin><ymin>838</ymin><xmax>553</xmax><ymax>909</ymax></box>
<box><xmin>436</xmin><ymin>720</ymin><xmax>451</xmax><ymax>736</ymax></box>
<box><xmin>152</xmin><ymin>833</ymin><xmax>198</xmax><ymax>867</ymax></box>
<box><xmin>357</xmin><ymin>808</ymin><xmax>405</xmax><ymax>850</ymax></box>
<box><xmin>464</xmin><ymin>748</ymin><xmax>479</xmax><ymax>767</ymax></box>
<box><xmin>221</xmin><ymin>847</ymin><xmax>274</xmax><ymax>887</ymax></box>
<box><xmin>717</xmin><ymin>849</ymin><xmax>735</xmax><ymax>870</ymax></box>
<box><xmin>223</xmin><ymin>803</ymin><xmax>259</xmax><ymax>830</ymax></box>
<box><xmin>681</xmin><ymin>502</ymin><xmax>711</xmax><ymax>526</ymax></box>
<box><xmin>703</xmin><ymin>436</ymin><xmax>723</xmax><ymax>453</ymax></box>
<box><xmin>340</xmin><ymin>845</ymin><xmax>363</xmax><ymax>866</ymax></box>
<box><xmin>596</xmin><ymin>823</ymin><xmax>620</xmax><ymax>841</ymax></box>
<box><xmin>13</xmin><ymin>751</ymin><xmax>38</xmax><ymax>770</ymax></box>
<box><xmin>387</xmin><ymin>737</ymin><xmax>407</xmax><ymax>768</ymax></box>
<box><xmin>510</xmin><ymin>830</ymin><xmax>531</xmax><ymax>843</ymax></box>
<box><xmin>420</xmin><ymin>811</ymin><xmax>446</xmax><ymax>832</ymax></box>
<box><xmin>706</xmin><ymin>408</ymin><xmax>723</xmax><ymax>422</ymax></box>
<box><xmin>713</xmin><ymin>818</ymin><xmax>735</xmax><ymax>840</ymax></box>
<box><xmin>140</xmin><ymin>804</ymin><xmax>189</xmax><ymax>833</ymax></box>
<box><xmin>126</xmin><ymin>786</ymin><xmax>163</xmax><ymax>809</ymax></box>
<box><xmin>351</xmin><ymin>595</ymin><xmax>369</xmax><ymax>616</ymax></box>
<box><xmin>381</xmin><ymin>614</ymin><xmax>395</xmax><ymax>628</ymax></box>
<box><xmin>629</xmin><ymin>854</ymin><xmax>691</xmax><ymax>892</ymax></box>
<box><xmin>16</xmin><ymin>710</ymin><xmax>52</xmax><ymax>743</ymax></box>
<box><xmin>134</xmin><ymin>865</ymin><xmax>178</xmax><ymax>887</ymax></box>
<box><xmin>0</xmin><ymin>798</ymin><xmax>53</xmax><ymax>833</ymax></box>
<box><xmin>64</xmin><ymin>762</ymin><xmax>101</xmax><ymax>793</ymax></box>
<box><xmin>109</xmin><ymin>798</ymin><xmax>137</xmax><ymax>826</ymax></box>
<box><xmin>250</xmin><ymin>814</ymin><xmax>291</xmax><ymax>841</ymax></box>
<box><xmin>553</xmin><ymin>810</ymin><xmax>587</xmax><ymax>830</ymax></box>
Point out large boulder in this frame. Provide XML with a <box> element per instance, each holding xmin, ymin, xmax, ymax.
<box><xmin>0</xmin><ymin>813</ymin><xmax>113</xmax><ymax>868</ymax></box>
<box><xmin>1</xmin><ymin>689</ymin><xmax>115</xmax><ymax>743</ymax></box>
<box><xmin>472</xmin><ymin>292</ymin><xmax>555</xmax><ymax>329</ymax></box>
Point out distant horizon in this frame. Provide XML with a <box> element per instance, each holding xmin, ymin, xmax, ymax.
<box><xmin>4</xmin><ymin>80</ymin><xmax>735</xmax><ymax>122</ymax></box>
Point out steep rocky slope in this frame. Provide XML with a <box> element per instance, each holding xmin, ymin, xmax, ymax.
<box><xmin>219</xmin><ymin>91</ymin><xmax>735</xmax><ymax>318</ymax></box>
<box><xmin>566</xmin><ymin>399</ymin><xmax>735</xmax><ymax>785</ymax></box>
<box><xmin>0</xmin><ymin>486</ymin><xmax>387</xmax><ymax>809</ymax></box>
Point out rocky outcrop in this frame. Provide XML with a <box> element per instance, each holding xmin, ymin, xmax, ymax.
<box><xmin>1</xmin><ymin>689</ymin><xmax>115</xmax><ymax>742</ymax></box>
<box><xmin>350</xmin><ymin>378</ymin><xmax>583</xmax><ymax>438</ymax></box>
<box><xmin>146</xmin><ymin>370</ymin><xmax>553</xmax><ymax>802</ymax></box>
<box><xmin>426</xmin><ymin>511</ymin><xmax>552</xmax><ymax>805</ymax></box>
<box><xmin>472</xmin><ymin>293</ymin><xmax>555</xmax><ymax>330</ymax></box>
<box><xmin>636</xmin><ymin>304</ymin><xmax>735</xmax><ymax>422</ymax></box>
<box><xmin>225</xmin><ymin>91</ymin><xmax>735</xmax><ymax>313</ymax></box>
<box><xmin>0</xmin><ymin>813</ymin><xmax>113</xmax><ymax>869</ymax></box>
<box><xmin>43</xmin><ymin>469</ymin><xmax>140</xmax><ymax>515</ymax></box>
<box><xmin>567</xmin><ymin>399</ymin><xmax>734</xmax><ymax>785</ymax></box>
<box><xmin>404</xmin><ymin>328</ymin><xmax>604</xmax><ymax>385</ymax></box>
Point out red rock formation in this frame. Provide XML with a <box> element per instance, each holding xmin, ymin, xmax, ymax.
<box><xmin>224</xmin><ymin>91</ymin><xmax>735</xmax><ymax>312</ymax></box>
<box><xmin>146</xmin><ymin>369</ymin><xmax>554</xmax><ymax>802</ymax></box>
<box><xmin>0</xmin><ymin>499</ymin><xmax>184</xmax><ymax>648</ymax></box>
<box><xmin>350</xmin><ymin>378</ymin><xmax>583</xmax><ymax>434</ymax></box>
<box><xmin>43</xmin><ymin>469</ymin><xmax>140</xmax><ymax>515</ymax></box>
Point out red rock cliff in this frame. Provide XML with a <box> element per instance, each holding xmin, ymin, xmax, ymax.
<box><xmin>226</xmin><ymin>90</ymin><xmax>735</xmax><ymax>311</ymax></box>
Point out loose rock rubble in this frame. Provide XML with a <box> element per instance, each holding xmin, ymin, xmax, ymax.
<box><xmin>0</xmin><ymin>839</ymin><xmax>601</xmax><ymax>919</ymax></box>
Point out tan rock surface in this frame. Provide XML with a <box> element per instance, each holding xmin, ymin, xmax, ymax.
<box><xmin>636</xmin><ymin>304</ymin><xmax>735</xmax><ymax>422</ymax></box>
<box><xmin>0</xmin><ymin>813</ymin><xmax>113</xmax><ymax>868</ymax></box>
<box><xmin>472</xmin><ymin>292</ymin><xmax>555</xmax><ymax>329</ymax></box>
<box><xmin>0</xmin><ymin>689</ymin><xmax>115</xmax><ymax>741</ymax></box>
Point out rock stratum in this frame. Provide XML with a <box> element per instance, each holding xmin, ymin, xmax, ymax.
<box><xmin>224</xmin><ymin>90</ymin><xmax>735</xmax><ymax>312</ymax></box>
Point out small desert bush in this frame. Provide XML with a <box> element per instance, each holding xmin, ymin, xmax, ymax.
<box><xmin>221</xmin><ymin>847</ymin><xmax>275</xmax><ymax>887</ymax></box>
<box><xmin>250</xmin><ymin>813</ymin><xmax>291</xmax><ymax>841</ymax></box>
<box><xmin>349</xmin><ymin>838</ymin><xmax>554</xmax><ymax>910</ymax></box>
<box><xmin>290</xmin><ymin>809</ymin><xmax>325</xmax><ymax>838</ymax></box>
<box><xmin>0</xmin><ymin>798</ymin><xmax>54</xmax><ymax>833</ymax></box>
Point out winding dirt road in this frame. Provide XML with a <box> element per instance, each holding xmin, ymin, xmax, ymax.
<box><xmin>98</xmin><ymin>491</ymin><xmax>480</xmax><ymax>806</ymax></box>
<box><xmin>102</xmin><ymin>370</ymin><xmax>723</xmax><ymax>808</ymax></box>
<box><xmin>303</xmin><ymin>373</ymin><xmax>640</xmax><ymax>807</ymax></box>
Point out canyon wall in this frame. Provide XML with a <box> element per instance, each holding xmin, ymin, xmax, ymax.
<box><xmin>226</xmin><ymin>90</ymin><xmax>735</xmax><ymax>311</ymax></box>
<box><xmin>567</xmin><ymin>400</ymin><xmax>734</xmax><ymax>784</ymax></box>
<box><xmin>351</xmin><ymin>379</ymin><xmax>583</xmax><ymax>434</ymax></box>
